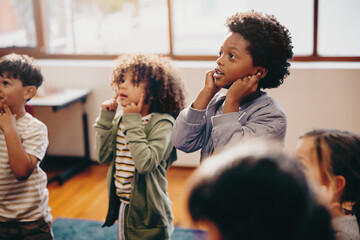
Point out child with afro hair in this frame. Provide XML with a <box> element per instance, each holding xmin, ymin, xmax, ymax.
<box><xmin>173</xmin><ymin>10</ymin><xmax>293</xmax><ymax>160</ymax></box>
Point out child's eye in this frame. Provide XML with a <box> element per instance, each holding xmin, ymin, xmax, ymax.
<box><xmin>229</xmin><ymin>53</ymin><xmax>236</xmax><ymax>59</ymax></box>
<box><xmin>1</xmin><ymin>80</ymin><xmax>10</xmax><ymax>86</ymax></box>
<box><xmin>218</xmin><ymin>50</ymin><xmax>223</xmax><ymax>57</ymax></box>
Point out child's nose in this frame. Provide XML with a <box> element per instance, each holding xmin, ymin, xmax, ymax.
<box><xmin>216</xmin><ymin>56</ymin><xmax>224</xmax><ymax>66</ymax></box>
<box><xmin>119</xmin><ymin>83</ymin><xmax>127</xmax><ymax>89</ymax></box>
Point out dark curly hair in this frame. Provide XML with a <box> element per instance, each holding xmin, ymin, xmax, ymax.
<box><xmin>0</xmin><ymin>53</ymin><xmax>43</xmax><ymax>89</ymax></box>
<box><xmin>111</xmin><ymin>54</ymin><xmax>186</xmax><ymax>118</ymax></box>
<box><xmin>226</xmin><ymin>11</ymin><xmax>293</xmax><ymax>89</ymax></box>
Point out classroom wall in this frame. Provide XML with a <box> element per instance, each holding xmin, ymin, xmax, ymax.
<box><xmin>33</xmin><ymin>60</ymin><xmax>360</xmax><ymax>167</ymax></box>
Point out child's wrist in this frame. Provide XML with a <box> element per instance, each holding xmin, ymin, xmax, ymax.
<box><xmin>193</xmin><ymin>89</ymin><xmax>214</xmax><ymax>110</ymax></box>
<box><xmin>201</xmin><ymin>88</ymin><xmax>217</xmax><ymax>98</ymax></box>
<box><xmin>3</xmin><ymin>124</ymin><xmax>17</xmax><ymax>137</ymax></box>
<box><xmin>225</xmin><ymin>94</ymin><xmax>241</xmax><ymax>105</ymax></box>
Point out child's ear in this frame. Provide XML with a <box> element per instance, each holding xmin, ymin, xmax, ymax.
<box><xmin>333</xmin><ymin>175</ymin><xmax>346</xmax><ymax>197</ymax></box>
<box><xmin>256</xmin><ymin>67</ymin><xmax>268</xmax><ymax>79</ymax></box>
<box><xmin>24</xmin><ymin>86</ymin><xmax>37</xmax><ymax>101</ymax></box>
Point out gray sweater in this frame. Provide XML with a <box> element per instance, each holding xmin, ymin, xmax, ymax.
<box><xmin>172</xmin><ymin>91</ymin><xmax>287</xmax><ymax>160</ymax></box>
<box><xmin>332</xmin><ymin>215</ymin><xmax>360</xmax><ymax>240</ymax></box>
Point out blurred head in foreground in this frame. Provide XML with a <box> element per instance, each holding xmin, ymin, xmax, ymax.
<box><xmin>186</xmin><ymin>140</ymin><xmax>335</xmax><ymax>240</ymax></box>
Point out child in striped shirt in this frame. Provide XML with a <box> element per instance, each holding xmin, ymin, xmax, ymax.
<box><xmin>0</xmin><ymin>53</ymin><xmax>52</xmax><ymax>239</ymax></box>
<box><xmin>94</xmin><ymin>54</ymin><xmax>186</xmax><ymax>240</ymax></box>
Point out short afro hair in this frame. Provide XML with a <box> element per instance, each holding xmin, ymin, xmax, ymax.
<box><xmin>226</xmin><ymin>11</ymin><xmax>293</xmax><ymax>89</ymax></box>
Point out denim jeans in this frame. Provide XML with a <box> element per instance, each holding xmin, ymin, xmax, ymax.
<box><xmin>0</xmin><ymin>218</ymin><xmax>53</xmax><ymax>240</ymax></box>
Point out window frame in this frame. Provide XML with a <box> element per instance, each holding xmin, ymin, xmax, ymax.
<box><xmin>0</xmin><ymin>0</ymin><xmax>359</xmax><ymax>61</ymax></box>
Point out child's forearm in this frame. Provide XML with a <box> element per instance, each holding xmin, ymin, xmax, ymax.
<box><xmin>3</xmin><ymin>127</ymin><xmax>36</xmax><ymax>180</ymax></box>
<box><xmin>192</xmin><ymin>88</ymin><xmax>217</xmax><ymax>110</ymax></box>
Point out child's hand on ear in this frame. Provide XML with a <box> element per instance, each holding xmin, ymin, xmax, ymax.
<box><xmin>123</xmin><ymin>94</ymin><xmax>144</xmax><ymax>115</ymax></box>
<box><xmin>101</xmin><ymin>93</ymin><xmax>119</xmax><ymax>112</ymax></box>
<box><xmin>0</xmin><ymin>101</ymin><xmax>16</xmax><ymax>131</ymax></box>
<box><xmin>226</xmin><ymin>72</ymin><xmax>260</xmax><ymax>104</ymax></box>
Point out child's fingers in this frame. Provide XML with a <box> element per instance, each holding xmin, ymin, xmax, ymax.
<box><xmin>249</xmin><ymin>73</ymin><xmax>260</xmax><ymax>86</ymax></box>
<box><xmin>2</xmin><ymin>102</ymin><xmax>11</xmax><ymax>114</ymax></box>
<box><xmin>102</xmin><ymin>104</ymin><xmax>112</xmax><ymax>111</ymax></box>
<box><xmin>256</xmin><ymin>71</ymin><xmax>262</xmax><ymax>78</ymax></box>
<box><xmin>206</xmin><ymin>70</ymin><xmax>216</xmax><ymax>83</ymax></box>
<box><xmin>101</xmin><ymin>102</ymin><xmax>110</xmax><ymax>110</ymax></box>
<box><xmin>106</xmin><ymin>102</ymin><xmax>117</xmax><ymax>112</ymax></box>
<box><xmin>102</xmin><ymin>97</ymin><xmax>119</xmax><ymax>112</ymax></box>
<box><xmin>114</xmin><ymin>92</ymin><xmax>120</xmax><ymax>101</ymax></box>
<box><xmin>112</xmin><ymin>94</ymin><xmax>119</xmax><ymax>110</ymax></box>
<box><xmin>208</xmin><ymin>69</ymin><xmax>216</xmax><ymax>77</ymax></box>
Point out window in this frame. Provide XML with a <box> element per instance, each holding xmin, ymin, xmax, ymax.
<box><xmin>0</xmin><ymin>0</ymin><xmax>37</xmax><ymax>48</ymax></box>
<box><xmin>318</xmin><ymin>0</ymin><xmax>360</xmax><ymax>57</ymax></box>
<box><xmin>172</xmin><ymin>0</ymin><xmax>314</xmax><ymax>56</ymax></box>
<box><xmin>0</xmin><ymin>0</ymin><xmax>359</xmax><ymax>61</ymax></box>
<box><xmin>43</xmin><ymin>0</ymin><xmax>169</xmax><ymax>55</ymax></box>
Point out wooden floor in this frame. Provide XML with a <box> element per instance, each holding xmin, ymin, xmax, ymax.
<box><xmin>47</xmin><ymin>163</ymin><xmax>197</xmax><ymax>228</ymax></box>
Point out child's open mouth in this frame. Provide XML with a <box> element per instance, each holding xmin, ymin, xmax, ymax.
<box><xmin>213</xmin><ymin>69</ymin><xmax>224</xmax><ymax>78</ymax></box>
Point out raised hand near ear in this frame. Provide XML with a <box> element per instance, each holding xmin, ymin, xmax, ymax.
<box><xmin>101</xmin><ymin>92</ymin><xmax>119</xmax><ymax>112</ymax></box>
<box><xmin>255</xmin><ymin>70</ymin><xmax>263</xmax><ymax>79</ymax></box>
<box><xmin>123</xmin><ymin>94</ymin><xmax>145</xmax><ymax>115</ymax></box>
<box><xmin>227</xmin><ymin>72</ymin><xmax>260</xmax><ymax>102</ymax></box>
<box><xmin>223</xmin><ymin>72</ymin><xmax>261</xmax><ymax>114</ymax></box>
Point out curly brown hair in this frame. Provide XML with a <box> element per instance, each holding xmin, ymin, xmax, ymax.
<box><xmin>226</xmin><ymin>11</ymin><xmax>293</xmax><ymax>89</ymax></box>
<box><xmin>111</xmin><ymin>54</ymin><xmax>186</xmax><ymax>118</ymax></box>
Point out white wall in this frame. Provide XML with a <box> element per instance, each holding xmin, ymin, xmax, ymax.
<box><xmin>33</xmin><ymin>60</ymin><xmax>360</xmax><ymax>167</ymax></box>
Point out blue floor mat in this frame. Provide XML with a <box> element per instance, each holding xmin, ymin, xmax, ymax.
<box><xmin>52</xmin><ymin>217</ymin><xmax>208</xmax><ymax>240</ymax></box>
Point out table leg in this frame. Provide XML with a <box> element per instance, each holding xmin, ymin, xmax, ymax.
<box><xmin>46</xmin><ymin>98</ymin><xmax>92</xmax><ymax>185</ymax></box>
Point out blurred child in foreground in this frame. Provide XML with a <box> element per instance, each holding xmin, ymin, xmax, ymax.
<box><xmin>295</xmin><ymin>129</ymin><xmax>360</xmax><ymax>240</ymax></box>
<box><xmin>186</xmin><ymin>140</ymin><xmax>335</xmax><ymax>240</ymax></box>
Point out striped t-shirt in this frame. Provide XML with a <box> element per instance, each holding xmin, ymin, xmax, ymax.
<box><xmin>114</xmin><ymin>114</ymin><xmax>152</xmax><ymax>204</ymax></box>
<box><xmin>0</xmin><ymin>113</ymin><xmax>50</xmax><ymax>222</ymax></box>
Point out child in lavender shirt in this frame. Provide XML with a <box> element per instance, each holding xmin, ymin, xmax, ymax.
<box><xmin>172</xmin><ymin>11</ymin><xmax>293</xmax><ymax>160</ymax></box>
